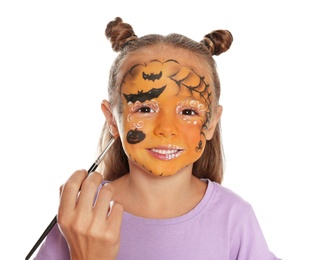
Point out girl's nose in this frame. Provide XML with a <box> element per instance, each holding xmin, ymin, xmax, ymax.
<box><xmin>153</xmin><ymin>111</ymin><xmax>178</xmax><ymax>138</ymax></box>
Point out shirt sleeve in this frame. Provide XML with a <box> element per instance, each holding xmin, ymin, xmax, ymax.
<box><xmin>231</xmin><ymin>204</ymin><xmax>281</xmax><ymax>260</ymax></box>
<box><xmin>34</xmin><ymin>223</ymin><xmax>70</xmax><ymax>260</ymax></box>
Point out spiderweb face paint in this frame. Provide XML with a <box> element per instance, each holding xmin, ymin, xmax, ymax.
<box><xmin>117</xmin><ymin>58</ymin><xmax>213</xmax><ymax>176</ymax></box>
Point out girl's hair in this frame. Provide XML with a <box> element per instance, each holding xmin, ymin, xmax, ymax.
<box><xmin>98</xmin><ymin>17</ymin><xmax>233</xmax><ymax>184</ymax></box>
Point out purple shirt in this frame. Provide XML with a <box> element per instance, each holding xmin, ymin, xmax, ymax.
<box><xmin>35</xmin><ymin>180</ymin><xmax>280</xmax><ymax>259</ymax></box>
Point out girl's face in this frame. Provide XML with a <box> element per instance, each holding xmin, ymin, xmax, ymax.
<box><xmin>113</xmin><ymin>51</ymin><xmax>221</xmax><ymax>177</ymax></box>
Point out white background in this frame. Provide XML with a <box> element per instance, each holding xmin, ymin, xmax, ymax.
<box><xmin>1</xmin><ymin>0</ymin><xmax>319</xmax><ymax>259</ymax></box>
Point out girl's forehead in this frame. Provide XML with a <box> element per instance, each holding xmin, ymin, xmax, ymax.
<box><xmin>119</xmin><ymin>47</ymin><xmax>211</xmax><ymax>83</ymax></box>
<box><xmin>124</xmin><ymin>59</ymin><xmax>199</xmax><ymax>82</ymax></box>
<box><xmin>122</xmin><ymin>54</ymin><xmax>210</xmax><ymax>83</ymax></box>
<box><xmin>120</xmin><ymin>58</ymin><xmax>212</xmax><ymax>102</ymax></box>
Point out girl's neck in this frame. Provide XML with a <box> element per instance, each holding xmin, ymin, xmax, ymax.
<box><xmin>112</xmin><ymin>163</ymin><xmax>207</xmax><ymax>218</ymax></box>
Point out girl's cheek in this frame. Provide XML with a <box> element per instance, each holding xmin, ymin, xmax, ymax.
<box><xmin>181</xmin><ymin>117</ymin><xmax>202</xmax><ymax>126</ymax></box>
<box><xmin>121</xmin><ymin>109</ymin><xmax>149</xmax><ymax>145</ymax></box>
<box><xmin>181</xmin><ymin>123</ymin><xmax>202</xmax><ymax>139</ymax></box>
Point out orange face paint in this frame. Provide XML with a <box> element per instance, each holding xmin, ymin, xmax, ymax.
<box><xmin>118</xmin><ymin>59</ymin><xmax>212</xmax><ymax>176</ymax></box>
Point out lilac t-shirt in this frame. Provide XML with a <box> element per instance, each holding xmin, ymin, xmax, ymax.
<box><xmin>35</xmin><ymin>180</ymin><xmax>280</xmax><ymax>259</ymax></box>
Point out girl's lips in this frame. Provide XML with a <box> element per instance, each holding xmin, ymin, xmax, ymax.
<box><xmin>147</xmin><ymin>146</ymin><xmax>184</xmax><ymax>161</ymax></box>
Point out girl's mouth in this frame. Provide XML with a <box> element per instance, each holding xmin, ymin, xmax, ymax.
<box><xmin>147</xmin><ymin>146</ymin><xmax>184</xmax><ymax>160</ymax></box>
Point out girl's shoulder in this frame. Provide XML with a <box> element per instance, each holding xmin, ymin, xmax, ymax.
<box><xmin>204</xmin><ymin>179</ymin><xmax>253</xmax><ymax>213</ymax></box>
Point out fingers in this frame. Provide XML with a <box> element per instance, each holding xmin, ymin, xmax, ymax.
<box><xmin>59</xmin><ymin>169</ymin><xmax>88</xmax><ymax>214</ymax></box>
<box><xmin>58</xmin><ymin>170</ymin><xmax>123</xmax><ymax>260</ymax></box>
<box><xmin>59</xmin><ymin>170</ymin><xmax>103</xmax><ymax>219</ymax></box>
<box><xmin>76</xmin><ymin>172</ymin><xmax>103</xmax><ymax>213</ymax></box>
<box><xmin>91</xmin><ymin>184</ymin><xmax>124</xmax><ymax>240</ymax></box>
<box><xmin>93</xmin><ymin>184</ymin><xmax>123</xmax><ymax>222</ymax></box>
<box><xmin>58</xmin><ymin>170</ymin><xmax>123</xmax><ymax>233</ymax></box>
<box><xmin>93</xmin><ymin>184</ymin><xmax>115</xmax><ymax>220</ymax></box>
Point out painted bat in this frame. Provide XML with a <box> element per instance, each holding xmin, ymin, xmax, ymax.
<box><xmin>142</xmin><ymin>71</ymin><xmax>162</xmax><ymax>81</ymax></box>
<box><xmin>123</xmin><ymin>85</ymin><xmax>166</xmax><ymax>103</ymax></box>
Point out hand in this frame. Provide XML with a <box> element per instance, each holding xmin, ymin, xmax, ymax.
<box><xmin>57</xmin><ymin>170</ymin><xmax>123</xmax><ymax>260</ymax></box>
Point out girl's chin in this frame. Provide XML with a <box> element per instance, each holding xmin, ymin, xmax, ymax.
<box><xmin>129</xmin><ymin>158</ymin><xmax>192</xmax><ymax>177</ymax></box>
<box><xmin>146</xmin><ymin>165</ymin><xmax>191</xmax><ymax>177</ymax></box>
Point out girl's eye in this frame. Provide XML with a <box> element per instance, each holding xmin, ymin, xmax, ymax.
<box><xmin>137</xmin><ymin>106</ymin><xmax>156</xmax><ymax>113</ymax></box>
<box><xmin>180</xmin><ymin>109</ymin><xmax>198</xmax><ymax>116</ymax></box>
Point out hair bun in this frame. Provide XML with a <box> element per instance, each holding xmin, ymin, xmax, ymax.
<box><xmin>105</xmin><ymin>17</ymin><xmax>138</xmax><ymax>52</ymax></box>
<box><xmin>200</xmin><ymin>30</ymin><xmax>233</xmax><ymax>56</ymax></box>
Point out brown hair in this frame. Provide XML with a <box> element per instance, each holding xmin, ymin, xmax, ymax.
<box><xmin>98</xmin><ymin>17</ymin><xmax>233</xmax><ymax>184</ymax></box>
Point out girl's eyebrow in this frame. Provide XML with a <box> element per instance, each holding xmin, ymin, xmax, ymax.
<box><xmin>123</xmin><ymin>85</ymin><xmax>166</xmax><ymax>103</ymax></box>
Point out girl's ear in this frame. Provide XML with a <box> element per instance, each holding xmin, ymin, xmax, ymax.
<box><xmin>101</xmin><ymin>100</ymin><xmax>119</xmax><ymax>137</ymax></box>
<box><xmin>205</xmin><ymin>105</ymin><xmax>223</xmax><ymax>140</ymax></box>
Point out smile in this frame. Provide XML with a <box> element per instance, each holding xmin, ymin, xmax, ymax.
<box><xmin>148</xmin><ymin>146</ymin><xmax>184</xmax><ymax>160</ymax></box>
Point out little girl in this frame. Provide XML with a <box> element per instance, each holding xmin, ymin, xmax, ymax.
<box><xmin>35</xmin><ymin>17</ymin><xmax>280</xmax><ymax>259</ymax></box>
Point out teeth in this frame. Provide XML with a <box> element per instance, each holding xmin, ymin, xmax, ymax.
<box><xmin>150</xmin><ymin>148</ymin><xmax>183</xmax><ymax>160</ymax></box>
<box><xmin>151</xmin><ymin>149</ymin><xmax>178</xmax><ymax>154</ymax></box>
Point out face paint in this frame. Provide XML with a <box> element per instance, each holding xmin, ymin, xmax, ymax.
<box><xmin>126</xmin><ymin>99</ymin><xmax>160</xmax><ymax>144</ymax></box>
<box><xmin>127</xmin><ymin>129</ymin><xmax>146</xmax><ymax>144</ymax></box>
<box><xmin>123</xmin><ymin>85</ymin><xmax>166</xmax><ymax>103</ymax></box>
<box><xmin>176</xmin><ymin>100</ymin><xmax>209</xmax><ymax>125</ymax></box>
<box><xmin>117</xmin><ymin>58</ymin><xmax>213</xmax><ymax>176</ymax></box>
<box><xmin>142</xmin><ymin>71</ymin><xmax>163</xmax><ymax>81</ymax></box>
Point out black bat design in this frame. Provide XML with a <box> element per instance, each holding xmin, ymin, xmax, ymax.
<box><xmin>142</xmin><ymin>71</ymin><xmax>162</xmax><ymax>81</ymax></box>
<box><xmin>123</xmin><ymin>85</ymin><xmax>166</xmax><ymax>103</ymax></box>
